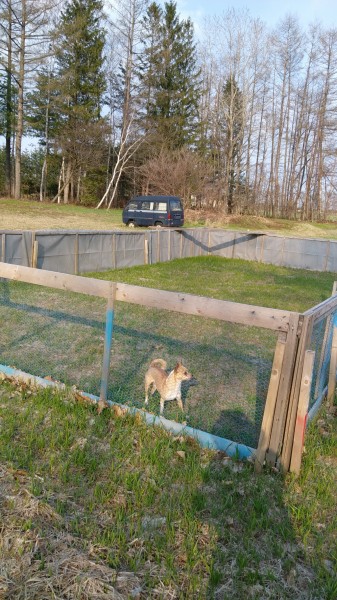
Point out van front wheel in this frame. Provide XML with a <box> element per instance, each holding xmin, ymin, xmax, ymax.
<box><xmin>155</xmin><ymin>221</ymin><xmax>163</xmax><ymax>228</ymax></box>
<box><xmin>127</xmin><ymin>221</ymin><xmax>136</xmax><ymax>228</ymax></box>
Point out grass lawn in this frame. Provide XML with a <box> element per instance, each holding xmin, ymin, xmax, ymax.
<box><xmin>88</xmin><ymin>255</ymin><xmax>337</xmax><ymax>312</ymax></box>
<box><xmin>1</xmin><ymin>257</ymin><xmax>336</xmax><ymax>449</ymax></box>
<box><xmin>0</xmin><ymin>378</ymin><xmax>336</xmax><ymax>599</ymax></box>
<box><xmin>2</xmin><ymin>197</ymin><xmax>337</xmax><ymax>239</ymax></box>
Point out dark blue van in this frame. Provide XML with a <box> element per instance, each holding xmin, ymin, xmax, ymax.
<box><xmin>122</xmin><ymin>195</ymin><xmax>184</xmax><ymax>228</ymax></box>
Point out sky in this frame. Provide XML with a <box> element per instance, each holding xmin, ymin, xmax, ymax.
<box><xmin>174</xmin><ymin>0</ymin><xmax>337</xmax><ymax>32</ymax></box>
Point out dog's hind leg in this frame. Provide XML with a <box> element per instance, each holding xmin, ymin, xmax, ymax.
<box><xmin>160</xmin><ymin>397</ymin><xmax>165</xmax><ymax>415</ymax></box>
<box><xmin>144</xmin><ymin>374</ymin><xmax>155</xmax><ymax>406</ymax></box>
<box><xmin>144</xmin><ymin>378</ymin><xmax>150</xmax><ymax>405</ymax></box>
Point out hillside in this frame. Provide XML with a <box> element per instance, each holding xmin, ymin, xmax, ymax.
<box><xmin>2</xmin><ymin>199</ymin><xmax>337</xmax><ymax>239</ymax></box>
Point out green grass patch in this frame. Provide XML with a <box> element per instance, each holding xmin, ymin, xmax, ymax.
<box><xmin>0</xmin><ymin>379</ymin><xmax>336</xmax><ymax>598</ymax></box>
<box><xmin>1</xmin><ymin>256</ymin><xmax>336</xmax><ymax>449</ymax></box>
<box><xmin>88</xmin><ymin>255</ymin><xmax>336</xmax><ymax>312</ymax></box>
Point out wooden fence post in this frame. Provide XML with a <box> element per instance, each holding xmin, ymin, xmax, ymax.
<box><xmin>289</xmin><ymin>350</ymin><xmax>315</xmax><ymax>475</ymax></box>
<box><xmin>112</xmin><ymin>233</ymin><xmax>117</xmax><ymax>269</ymax></box>
<box><xmin>255</xmin><ymin>337</ymin><xmax>286</xmax><ymax>472</ymax></box>
<box><xmin>144</xmin><ymin>236</ymin><xmax>149</xmax><ymax>265</ymax></box>
<box><xmin>266</xmin><ymin>313</ymin><xmax>300</xmax><ymax>467</ymax></box>
<box><xmin>74</xmin><ymin>234</ymin><xmax>79</xmax><ymax>275</ymax></box>
<box><xmin>32</xmin><ymin>241</ymin><xmax>39</xmax><ymax>269</ymax></box>
<box><xmin>280</xmin><ymin>314</ymin><xmax>314</xmax><ymax>472</ymax></box>
<box><xmin>98</xmin><ymin>282</ymin><xmax>117</xmax><ymax>412</ymax></box>
<box><xmin>1</xmin><ymin>233</ymin><xmax>5</xmax><ymax>262</ymax></box>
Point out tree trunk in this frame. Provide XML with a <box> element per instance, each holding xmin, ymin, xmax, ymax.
<box><xmin>14</xmin><ymin>0</ymin><xmax>26</xmax><ymax>200</ymax></box>
<box><xmin>5</xmin><ymin>0</ymin><xmax>13</xmax><ymax>197</ymax></box>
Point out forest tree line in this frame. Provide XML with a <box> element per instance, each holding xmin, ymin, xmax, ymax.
<box><xmin>1</xmin><ymin>0</ymin><xmax>337</xmax><ymax>219</ymax></box>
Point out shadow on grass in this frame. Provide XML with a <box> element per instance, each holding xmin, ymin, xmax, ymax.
<box><xmin>0</xmin><ymin>280</ymin><xmax>271</xmax><ymax>450</ymax></box>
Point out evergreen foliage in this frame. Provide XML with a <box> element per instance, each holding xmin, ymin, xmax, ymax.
<box><xmin>55</xmin><ymin>0</ymin><xmax>106</xmax><ymax>121</ymax></box>
<box><xmin>137</xmin><ymin>0</ymin><xmax>201</xmax><ymax>150</ymax></box>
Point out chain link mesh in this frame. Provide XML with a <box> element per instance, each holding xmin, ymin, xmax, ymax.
<box><xmin>0</xmin><ymin>278</ymin><xmax>279</xmax><ymax>449</ymax></box>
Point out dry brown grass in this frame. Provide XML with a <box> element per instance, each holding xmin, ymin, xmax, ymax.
<box><xmin>2</xmin><ymin>199</ymin><xmax>337</xmax><ymax>238</ymax></box>
<box><xmin>0</xmin><ymin>199</ymin><xmax>124</xmax><ymax>231</ymax></box>
<box><xmin>0</xmin><ymin>464</ymin><xmax>142</xmax><ymax>600</ymax></box>
<box><xmin>184</xmin><ymin>209</ymin><xmax>337</xmax><ymax>238</ymax></box>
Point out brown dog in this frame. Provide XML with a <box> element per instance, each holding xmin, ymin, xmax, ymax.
<box><xmin>144</xmin><ymin>359</ymin><xmax>192</xmax><ymax>415</ymax></box>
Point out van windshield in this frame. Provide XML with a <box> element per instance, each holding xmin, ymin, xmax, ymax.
<box><xmin>170</xmin><ymin>199</ymin><xmax>182</xmax><ymax>211</ymax></box>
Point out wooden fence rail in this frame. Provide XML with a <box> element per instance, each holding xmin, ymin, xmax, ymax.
<box><xmin>0</xmin><ymin>262</ymin><xmax>336</xmax><ymax>475</ymax></box>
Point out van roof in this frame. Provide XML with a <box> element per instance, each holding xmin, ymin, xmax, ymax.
<box><xmin>132</xmin><ymin>195</ymin><xmax>182</xmax><ymax>202</ymax></box>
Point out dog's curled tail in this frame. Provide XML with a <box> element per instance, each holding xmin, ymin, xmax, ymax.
<box><xmin>150</xmin><ymin>358</ymin><xmax>167</xmax><ymax>369</ymax></box>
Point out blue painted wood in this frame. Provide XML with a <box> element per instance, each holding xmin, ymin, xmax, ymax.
<box><xmin>100</xmin><ymin>305</ymin><xmax>114</xmax><ymax>402</ymax></box>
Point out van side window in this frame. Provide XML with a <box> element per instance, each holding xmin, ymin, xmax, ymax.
<box><xmin>154</xmin><ymin>202</ymin><xmax>167</xmax><ymax>211</ymax></box>
<box><xmin>170</xmin><ymin>199</ymin><xmax>182</xmax><ymax>211</ymax></box>
<box><xmin>128</xmin><ymin>201</ymin><xmax>138</xmax><ymax>209</ymax></box>
<box><xmin>141</xmin><ymin>201</ymin><xmax>152</xmax><ymax>210</ymax></box>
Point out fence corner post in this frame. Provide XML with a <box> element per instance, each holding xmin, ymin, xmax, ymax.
<box><xmin>289</xmin><ymin>349</ymin><xmax>315</xmax><ymax>476</ymax></box>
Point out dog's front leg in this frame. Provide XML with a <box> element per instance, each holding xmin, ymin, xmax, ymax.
<box><xmin>160</xmin><ymin>397</ymin><xmax>165</xmax><ymax>415</ymax></box>
<box><xmin>176</xmin><ymin>394</ymin><xmax>183</xmax><ymax>411</ymax></box>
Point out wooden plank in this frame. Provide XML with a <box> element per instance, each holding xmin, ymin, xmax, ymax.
<box><xmin>289</xmin><ymin>350</ymin><xmax>315</xmax><ymax>475</ymax></box>
<box><xmin>266</xmin><ymin>312</ymin><xmax>301</xmax><ymax>466</ymax></box>
<box><xmin>0</xmin><ymin>262</ymin><xmax>112</xmax><ymax>298</ymax></box>
<box><xmin>144</xmin><ymin>237</ymin><xmax>149</xmax><ymax>265</ymax></box>
<box><xmin>259</xmin><ymin>234</ymin><xmax>265</xmax><ymax>263</ymax></box>
<box><xmin>32</xmin><ymin>241</ymin><xmax>39</xmax><ymax>269</ymax></box>
<box><xmin>324</xmin><ymin>240</ymin><xmax>331</xmax><ymax>272</ymax></box>
<box><xmin>31</xmin><ymin>232</ymin><xmax>36</xmax><ymax>267</ymax></box>
<box><xmin>255</xmin><ymin>337</ymin><xmax>286</xmax><ymax>472</ymax></box>
<box><xmin>303</xmin><ymin>293</ymin><xmax>337</xmax><ymax>324</ymax></box>
<box><xmin>116</xmin><ymin>282</ymin><xmax>294</xmax><ymax>331</ymax></box>
<box><xmin>327</xmin><ymin>325</ymin><xmax>337</xmax><ymax>406</ymax></box>
<box><xmin>112</xmin><ymin>233</ymin><xmax>117</xmax><ymax>269</ymax></box>
<box><xmin>74</xmin><ymin>233</ymin><xmax>79</xmax><ymax>275</ymax></box>
<box><xmin>0</xmin><ymin>262</ymin><xmax>295</xmax><ymax>331</ymax></box>
<box><xmin>231</xmin><ymin>232</ymin><xmax>236</xmax><ymax>258</ymax></box>
<box><xmin>280</xmin><ymin>237</ymin><xmax>285</xmax><ymax>266</ymax></box>
<box><xmin>1</xmin><ymin>233</ymin><xmax>5</xmax><ymax>262</ymax></box>
<box><xmin>279</xmin><ymin>314</ymin><xmax>314</xmax><ymax>472</ymax></box>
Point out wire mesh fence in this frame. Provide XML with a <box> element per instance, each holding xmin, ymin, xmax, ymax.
<box><xmin>106</xmin><ymin>302</ymin><xmax>278</xmax><ymax>448</ymax></box>
<box><xmin>0</xmin><ymin>280</ymin><xmax>106</xmax><ymax>395</ymax></box>
<box><xmin>0</xmin><ymin>277</ymin><xmax>278</xmax><ymax>449</ymax></box>
<box><xmin>308</xmin><ymin>308</ymin><xmax>337</xmax><ymax>415</ymax></box>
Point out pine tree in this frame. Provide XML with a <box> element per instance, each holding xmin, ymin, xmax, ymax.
<box><xmin>55</xmin><ymin>0</ymin><xmax>106</xmax><ymax>121</ymax></box>
<box><xmin>52</xmin><ymin>0</ymin><xmax>107</xmax><ymax>202</ymax></box>
<box><xmin>137</xmin><ymin>0</ymin><xmax>200</xmax><ymax>150</ymax></box>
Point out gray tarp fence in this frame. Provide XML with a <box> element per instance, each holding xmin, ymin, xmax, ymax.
<box><xmin>1</xmin><ymin>228</ymin><xmax>337</xmax><ymax>274</ymax></box>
